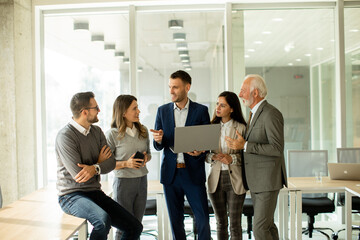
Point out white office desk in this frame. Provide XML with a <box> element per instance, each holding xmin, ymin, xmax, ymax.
<box><xmin>284</xmin><ymin>177</ymin><xmax>360</xmax><ymax>240</ymax></box>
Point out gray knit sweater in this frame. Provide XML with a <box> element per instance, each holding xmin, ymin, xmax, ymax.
<box><xmin>106</xmin><ymin>127</ymin><xmax>151</xmax><ymax>178</ymax></box>
<box><xmin>56</xmin><ymin>124</ymin><xmax>115</xmax><ymax>196</ymax></box>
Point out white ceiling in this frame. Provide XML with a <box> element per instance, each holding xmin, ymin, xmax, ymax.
<box><xmin>44</xmin><ymin>6</ymin><xmax>360</xmax><ymax>72</ymax></box>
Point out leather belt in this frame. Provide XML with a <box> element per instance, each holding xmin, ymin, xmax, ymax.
<box><xmin>176</xmin><ymin>163</ymin><xmax>186</xmax><ymax>168</ymax></box>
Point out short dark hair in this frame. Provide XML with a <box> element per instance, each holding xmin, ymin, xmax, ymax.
<box><xmin>70</xmin><ymin>91</ymin><xmax>95</xmax><ymax>119</ymax></box>
<box><xmin>170</xmin><ymin>70</ymin><xmax>191</xmax><ymax>85</ymax></box>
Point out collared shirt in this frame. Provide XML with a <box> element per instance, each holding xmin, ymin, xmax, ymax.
<box><xmin>70</xmin><ymin>118</ymin><xmax>91</xmax><ymax>136</ymax></box>
<box><xmin>249</xmin><ymin>98</ymin><xmax>266</xmax><ymax>124</ymax></box>
<box><xmin>173</xmin><ymin>99</ymin><xmax>190</xmax><ymax>164</ymax></box>
<box><xmin>220</xmin><ymin>119</ymin><xmax>233</xmax><ymax>170</ymax></box>
<box><xmin>126</xmin><ymin>125</ymin><xmax>138</xmax><ymax>137</ymax></box>
<box><xmin>244</xmin><ymin>98</ymin><xmax>266</xmax><ymax>151</ymax></box>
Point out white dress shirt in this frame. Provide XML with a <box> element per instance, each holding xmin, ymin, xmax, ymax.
<box><xmin>173</xmin><ymin>99</ymin><xmax>190</xmax><ymax>164</ymax></box>
<box><xmin>220</xmin><ymin>119</ymin><xmax>233</xmax><ymax>170</ymax></box>
<box><xmin>126</xmin><ymin>125</ymin><xmax>138</xmax><ymax>137</ymax></box>
<box><xmin>70</xmin><ymin>118</ymin><xmax>91</xmax><ymax>136</ymax></box>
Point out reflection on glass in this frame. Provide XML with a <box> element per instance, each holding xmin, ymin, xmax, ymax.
<box><xmin>345</xmin><ymin>8</ymin><xmax>360</xmax><ymax>147</ymax></box>
<box><xmin>136</xmin><ymin>11</ymin><xmax>225</xmax><ymax>180</ymax></box>
<box><xmin>44</xmin><ymin>14</ymin><xmax>127</xmax><ymax>183</ymax></box>
<box><xmin>232</xmin><ymin>8</ymin><xmax>336</xmax><ymax>162</ymax></box>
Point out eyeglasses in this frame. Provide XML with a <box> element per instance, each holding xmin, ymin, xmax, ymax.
<box><xmin>81</xmin><ymin>105</ymin><xmax>100</xmax><ymax>112</ymax></box>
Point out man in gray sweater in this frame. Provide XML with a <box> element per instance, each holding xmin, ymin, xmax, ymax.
<box><xmin>56</xmin><ymin>92</ymin><xmax>142</xmax><ymax>240</ymax></box>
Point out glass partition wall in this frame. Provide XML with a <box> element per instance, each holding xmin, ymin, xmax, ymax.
<box><xmin>232</xmin><ymin>7</ymin><xmax>336</xmax><ymax>162</ymax></box>
<box><xmin>38</xmin><ymin>2</ymin><xmax>358</xmax><ymax>185</ymax></box>
<box><xmin>345</xmin><ymin>7</ymin><xmax>360</xmax><ymax>147</ymax></box>
<box><xmin>42</xmin><ymin>7</ymin><xmax>225</xmax><ymax>183</ymax></box>
<box><xmin>44</xmin><ymin>13</ymin><xmax>127</xmax><ymax>183</ymax></box>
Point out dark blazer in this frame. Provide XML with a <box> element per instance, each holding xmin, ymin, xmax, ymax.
<box><xmin>153</xmin><ymin>100</ymin><xmax>210</xmax><ymax>185</ymax></box>
<box><xmin>244</xmin><ymin>100</ymin><xmax>288</xmax><ymax>193</ymax></box>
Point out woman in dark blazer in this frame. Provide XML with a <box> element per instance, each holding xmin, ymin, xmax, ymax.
<box><xmin>206</xmin><ymin>91</ymin><xmax>247</xmax><ymax>240</ymax></box>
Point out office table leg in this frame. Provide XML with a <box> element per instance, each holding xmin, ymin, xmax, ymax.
<box><xmin>296</xmin><ymin>191</ymin><xmax>302</xmax><ymax>240</ymax></box>
<box><xmin>289</xmin><ymin>191</ymin><xmax>296</xmax><ymax>240</ymax></box>
<box><xmin>78</xmin><ymin>220</ymin><xmax>87</xmax><ymax>240</ymax></box>
<box><xmin>345</xmin><ymin>191</ymin><xmax>352</xmax><ymax>240</ymax></box>
<box><xmin>156</xmin><ymin>193</ymin><xmax>171</xmax><ymax>240</ymax></box>
<box><xmin>279</xmin><ymin>190</ymin><xmax>289</xmax><ymax>240</ymax></box>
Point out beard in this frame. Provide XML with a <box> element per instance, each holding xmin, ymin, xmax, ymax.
<box><xmin>87</xmin><ymin>114</ymin><xmax>99</xmax><ymax>124</ymax></box>
<box><xmin>242</xmin><ymin>95</ymin><xmax>254</xmax><ymax>107</ymax></box>
<box><xmin>171</xmin><ymin>92</ymin><xmax>186</xmax><ymax>103</ymax></box>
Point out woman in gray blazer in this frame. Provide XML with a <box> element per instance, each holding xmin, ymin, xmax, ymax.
<box><xmin>206</xmin><ymin>91</ymin><xmax>247</xmax><ymax>240</ymax></box>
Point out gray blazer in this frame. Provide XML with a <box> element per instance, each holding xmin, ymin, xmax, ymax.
<box><xmin>244</xmin><ymin>100</ymin><xmax>287</xmax><ymax>193</ymax></box>
<box><xmin>207</xmin><ymin>120</ymin><xmax>247</xmax><ymax>195</ymax></box>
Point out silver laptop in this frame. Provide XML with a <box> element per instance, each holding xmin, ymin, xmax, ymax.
<box><xmin>170</xmin><ymin>124</ymin><xmax>221</xmax><ymax>153</ymax></box>
<box><xmin>328</xmin><ymin>163</ymin><xmax>360</xmax><ymax>181</ymax></box>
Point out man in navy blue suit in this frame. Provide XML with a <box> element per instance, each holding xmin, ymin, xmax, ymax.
<box><xmin>150</xmin><ymin>70</ymin><xmax>211</xmax><ymax>240</ymax></box>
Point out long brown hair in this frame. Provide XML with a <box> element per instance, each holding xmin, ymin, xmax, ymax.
<box><xmin>211</xmin><ymin>91</ymin><xmax>247</xmax><ymax>125</ymax></box>
<box><xmin>110</xmin><ymin>95</ymin><xmax>147</xmax><ymax>139</ymax></box>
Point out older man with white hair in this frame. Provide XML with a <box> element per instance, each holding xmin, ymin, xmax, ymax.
<box><xmin>226</xmin><ymin>74</ymin><xmax>287</xmax><ymax>240</ymax></box>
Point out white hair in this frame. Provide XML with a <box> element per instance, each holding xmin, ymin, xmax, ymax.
<box><xmin>245</xmin><ymin>74</ymin><xmax>267</xmax><ymax>98</ymax></box>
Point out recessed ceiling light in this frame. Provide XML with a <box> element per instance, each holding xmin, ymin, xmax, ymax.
<box><xmin>104</xmin><ymin>43</ymin><xmax>115</xmax><ymax>51</ymax></box>
<box><xmin>248</xmin><ymin>49</ymin><xmax>255</xmax><ymax>52</ymax></box>
<box><xmin>272</xmin><ymin>18</ymin><xmax>283</xmax><ymax>22</ymax></box>
<box><xmin>185</xmin><ymin>67</ymin><xmax>192</xmax><ymax>71</ymax></box>
<box><xmin>284</xmin><ymin>42</ymin><xmax>295</xmax><ymax>52</ymax></box>
<box><xmin>296</xmin><ymin>59</ymin><xmax>301</xmax><ymax>62</ymax></box>
<box><xmin>181</xmin><ymin>56</ymin><xmax>190</xmax><ymax>63</ymax></box>
<box><xmin>254</xmin><ymin>41</ymin><xmax>263</xmax><ymax>44</ymax></box>
<box><xmin>123</xmin><ymin>58</ymin><xmax>129</xmax><ymax>64</ymax></box>
<box><xmin>137</xmin><ymin>67</ymin><xmax>143</xmax><ymax>72</ymax></box>
<box><xmin>349</xmin><ymin>29</ymin><xmax>359</xmax><ymax>33</ymax></box>
<box><xmin>74</xmin><ymin>21</ymin><xmax>89</xmax><ymax>31</ymax></box>
<box><xmin>91</xmin><ymin>34</ymin><xmax>104</xmax><ymax>48</ymax></box>
<box><xmin>316</xmin><ymin>47</ymin><xmax>324</xmax><ymax>51</ymax></box>
<box><xmin>177</xmin><ymin>42</ymin><xmax>187</xmax><ymax>50</ymax></box>
<box><xmin>179</xmin><ymin>50</ymin><xmax>189</xmax><ymax>57</ymax></box>
<box><xmin>288</xmin><ymin>63</ymin><xmax>293</xmax><ymax>66</ymax></box>
<box><xmin>115</xmin><ymin>51</ymin><xmax>125</xmax><ymax>58</ymax></box>
<box><xmin>330</xmin><ymin>39</ymin><xmax>335</xmax><ymax>42</ymax></box>
<box><xmin>305</xmin><ymin>54</ymin><xmax>312</xmax><ymax>57</ymax></box>
<box><xmin>173</xmin><ymin>33</ymin><xmax>186</xmax><ymax>41</ymax></box>
<box><xmin>91</xmin><ymin>34</ymin><xmax>104</xmax><ymax>42</ymax></box>
<box><xmin>169</xmin><ymin>20</ymin><xmax>183</xmax><ymax>29</ymax></box>
<box><xmin>262</xmin><ymin>31</ymin><xmax>272</xmax><ymax>35</ymax></box>
<box><xmin>245</xmin><ymin>55</ymin><xmax>250</xmax><ymax>58</ymax></box>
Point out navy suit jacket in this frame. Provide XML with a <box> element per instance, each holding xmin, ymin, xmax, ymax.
<box><xmin>153</xmin><ymin>100</ymin><xmax>210</xmax><ymax>185</ymax></box>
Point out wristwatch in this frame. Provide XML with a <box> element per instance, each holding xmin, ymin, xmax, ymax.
<box><xmin>94</xmin><ymin>164</ymin><xmax>101</xmax><ymax>175</ymax></box>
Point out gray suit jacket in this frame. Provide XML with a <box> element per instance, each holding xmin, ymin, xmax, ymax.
<box><xmin>244</xmin><ymin>100</ymin><xmax>287</xmax><ymax>193</ymax></box>
<box><xmin>207</xmin><ymin>120</ymin><xmax>247</xmax><ymax>195</ymax></box>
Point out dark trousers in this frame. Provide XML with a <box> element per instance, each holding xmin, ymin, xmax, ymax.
<box><xmin>251</xmin><ymin>190</ymin><xmax>280</xmax><ymax>240</ymax></box>
<box><xmin>163</xmin><ymin>168</ymin><xmax>211</xmax><ymax>240</ymax></box>
<box><xmin>209</xmin><ymin>170</ymin><xmax>246</xmax><ymax>240</ymax></box>
<box><xmin>59</xmin><ymin>190</ymin><xmax>143</xmax><ymax>240</ymax></box>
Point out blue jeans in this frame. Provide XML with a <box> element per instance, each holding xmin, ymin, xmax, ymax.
<box><xmin>59</xmin><ymin>190</ymin><xmax>143</xmax><ymax>240</ymax></box>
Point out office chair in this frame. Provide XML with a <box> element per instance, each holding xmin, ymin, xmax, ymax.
<box><xmin>332</xmin><ymin>148</ymin><xmax>360</xmax><ymax>240</ymax></box>
<box><xmin>288</xmin><ymin>150</ymin><xmax>335</xmax><ymax>239</ymax></box>
<box><xmin>142</xmin><ymin>198</ymin><xmax>158</xmax><ymax>239</ymax></box>
<box><xmin>184</xmin><ymin>199</ymin><xmax>214</xmax><ymax>240</ymax></box>
<box><xmin>242</xmin><ymin>196</ymin><xmax>254</xmax><ymax>239</ymax></box>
